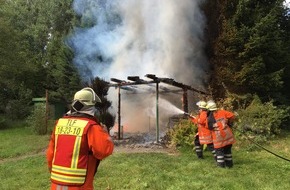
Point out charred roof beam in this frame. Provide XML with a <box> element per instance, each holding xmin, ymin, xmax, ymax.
<box><xmin>145</xmin><ymin>74</ymin><xmax>208</xmax><ymax>95</ymax></box>
<box><xmin>111</xmin><ymin>78</ymin><xmax>126</xmax><ymax>84</ymax></box>
<box><xmin>109</xmin><ymin>77</ymin><xmax>156</xmax><ymax>88</ymax></box>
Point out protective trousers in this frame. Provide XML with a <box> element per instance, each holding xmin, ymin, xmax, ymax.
<box><xmin>206</xmin><ymin>143</ymin><xmax>217</xmax><ymax>161</ymax></box>
<box><xmin>215</xmin><ymin>144</ymin><xmax>233</xmax><ymax>168</ymax></box>
<box><xmin>194</xmin><ymin>135</ymin><xmax>203</xmax><ymax>159</ymax></box>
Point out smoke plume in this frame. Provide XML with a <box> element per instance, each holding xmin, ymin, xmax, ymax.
<box><xmin>68</xmin><ymin>0</ymin><xmax>208</xmax><ymax>134</ymax></box>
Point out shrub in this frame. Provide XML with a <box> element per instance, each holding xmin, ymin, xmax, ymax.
<box><xmin>165</xmin><ymin>119</ymin><xmax>197</xmax><ymax>148</ymax></box>
<box><xmin>235</xmin><ymin>95</ymin><xmax>290</xmax><ymax>143</ymax></box>
<box><xmin>97</xmin><ymin>112</ymin><xmax>116</xmax><ymax>133</ymax></box>
<box><xmin>0</xmin><ymin>115</ymin><xmax>27</xmax><ymax>130</ymax></box>
<box><xmin>5</xmin><ymin>99</ymin><xmax>32</xmax><ymax>120</ymax></box>
<box><xmin>0</xmin><ymin>115</ymin><xmax>8</xmax><ymax>129</ymax></box>
<box><xmin>26</xmin><ymin>104</ymin><xmax>48</xmax><ymax>135</ymax></box>
<box><xmin>4</xmin><ymin>84</ymin><xmax>33</xmax><ymax>120</ymax></box>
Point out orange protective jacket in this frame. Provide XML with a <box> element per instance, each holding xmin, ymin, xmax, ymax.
<box><xmin>191</xmin><ymin>111</ymin><xmax>213</xmax><ymax>145</ymax></box>
<box><xmin>199</xmin><ymin>110</ymin><xmax>235</xmax><ymax>148</ymax></box>
<box><xmin>46</xmin><ymin>115</ymin><xmax>114</xmax><ymax>190</ymax></box>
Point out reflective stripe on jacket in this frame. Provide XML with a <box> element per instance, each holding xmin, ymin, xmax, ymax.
<box><xmin>211</xmin><ymin>110</ymin><xmax>235</xmax><ymax>148</ymax></box>
<box><xmin>51</xmin><ymin>118</ymin><xmax>96</xmax><ymax>186</ymax></box>
<box><xmin>199</xmin><ymin>110</ymin><xmax>235</xmax><ymax>148</ymax></box>
<box><xmin>191</xmin><ymin>111</ymin><xmax>213</xmax><ymax>145</ymax></box>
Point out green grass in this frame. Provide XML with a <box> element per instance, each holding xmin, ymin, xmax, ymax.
<box><xmin>95</xmin><ymin>149</ymin><xmax>290</xmax><ymax>190</ymax></box>
<box><xmin>0</xmin><ymin>127</ymin><xmax>50</xmax><ymax>159</ymax></box>
<box><xmin>0</xmin><ymin>155</ymin><xmax>50</xmax><ymax>190</ymax></box>
<box><xmin>1</xmin><ymin>127</ymin><xmax>290</xmax><ymax>190</ymax></box>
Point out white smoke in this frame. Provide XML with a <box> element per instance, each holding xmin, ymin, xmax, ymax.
<box><xmin>285</xmin><ymin>0</ymin><xmax>290</xmax><ymax>7</ymax></box>
<box><xmin>69</xmin><ymin>0</ymin><xmax>208</xmax><ymax>133</ymax></box>
<box><xmin>70</xmin><ymin>0</ymin><xmax>207</xmax><ymax>84</ymax></box>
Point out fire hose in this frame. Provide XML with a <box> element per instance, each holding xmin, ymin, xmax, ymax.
<box><xmin>234</xmin><ymin>127</ymin><xmax>290</xmax><ymax>162</ymax></box>
<box><xmin>184</xmin><ymin>112</ymin><xmax>290</xmax><ymax>162</ymax></box>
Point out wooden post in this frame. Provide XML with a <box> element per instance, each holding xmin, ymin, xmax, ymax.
<box><xmin>45</xmin><ymin>89</ymin><xmax>48</xmax><ymax>134</ymax></box>
<box><xmin>156</xmin><ymin>82</ymin><xmax>159</xmax><ymax>143</ymax></box>
<box><xmin>182</xmin><ymin>89</ymin><xmax>188</xmax><ymax>113</ymax></box>
<box><xmin>117</xmin><ymin>86</ymin><xmax>121</xmax><ymax>140</ymax></box>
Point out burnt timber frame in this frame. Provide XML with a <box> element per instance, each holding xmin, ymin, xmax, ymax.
<box><xmin>109</xmin><ymin>74</ymin><xmax>208</xmax><ymax>142</ymax></box>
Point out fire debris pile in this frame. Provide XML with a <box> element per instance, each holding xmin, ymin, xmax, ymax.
<box><xmin>113</xmin><ymin>133</ymin><xmax>168</xmax><ymax>151</ymax></box>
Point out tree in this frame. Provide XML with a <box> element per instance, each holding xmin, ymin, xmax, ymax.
<box><xmin>0</xmin><ymin>0</ymin><xmax>82</xmax><ymax>118</ymax></box>
<box><xmin>280</xmin><ymin>1</ymin><xmax>290</xmax><ymax>103</ymax></box>
<box><xmin>207</xmin><ymin>0</ymin><xmax>290</xmax><ymax>103</ymax></box>
<box><xmin>0</xmin><ymin>3</ymin><xmax>37</xmax><ymax>118</ymax></box>
<box><xmin>44</xmin><ymin>32</ymin><xmax>82</xmax><ymax>104</ymax></box>
<box><xmin>86</xmin><ymin>77</ymin><xmax>115</xmax><ymax>132</ymax></box>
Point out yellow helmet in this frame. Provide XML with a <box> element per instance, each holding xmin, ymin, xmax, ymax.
<box><xmin>73</xmin><ymin>87</ymin><xmax>101</xmax><ymax>106</ymax></box>
<box><xmin>196</xmin><ymin>101</ymin><xmax>207</xmax><ymax>109</ymax></box>
<box><xmin>206</xmin><ymin>100</ymin><xmax>217</xmax><ymax>111</ymax></box>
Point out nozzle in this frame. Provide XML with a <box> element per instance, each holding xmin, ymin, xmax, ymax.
<box><xmin>183</xmin><ymin>112</ymin><xmax>196</xmax><ymax>119</ymax></box>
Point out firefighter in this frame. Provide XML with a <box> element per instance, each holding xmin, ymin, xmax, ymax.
<box><xmin>46</xmin><ymin>87</ymin><xmax>114</xmax><ymax>190</ymax></box>
<box><xmin>203</xmin><ymin>100</ymin><xmax>236</xmax><ymax>168</ymax></box>
<box><xmin>190</xmin><ymin>101</ymin><xmax>215</xmax><ymax>160</ymax></box>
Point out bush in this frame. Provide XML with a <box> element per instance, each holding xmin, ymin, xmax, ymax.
<box><xmin>165</xmin><ymin>119</ymin><xmax>197</xmax><ymax>148</ymax></box>
<box><xmin>97</xmin><ymin>112</ymin><xmax>116</xmax><ymax>133</ymax></box>
<box><xmin>0</xmin><ymin>115</ymin><xmax>8</xmax><ymax>129</ymax></box>
<box><xmin>4</xmin><ymin>84</ymin><xmax>33</xmax><ymax>120</ymax></box>
<box><xmin>0</xmin><ymin>115</ymin><xmax>26</xmax><ymax>130</ymax></box>
<box><xmin>26</xmin><ymin>104</ymin><xmax>48</xmax><ymax>135</ymax></box>
<box><xmin>235</xmin><ymin>96</ymin><xmax>290</xmax><ymax>143</ymax></box>
<box><xmin>5</xmin><ymin>99</ymin><xmax>32</xmax><ymax>120</ymax></box>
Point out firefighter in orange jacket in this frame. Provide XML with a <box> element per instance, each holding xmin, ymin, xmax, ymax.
<box><xmin>190</xmin><ymin>101</ymin><xmax>215</xmax><ymax>160</ymax></box>
<box><xmin>46</xmin><ymin>87</ymin><xmax>114</xmax><ymax>190</ymax></box>
<box><xmin>202</xmin><ymin>100</ymin><xmax>236</xmax><ymax>168</ymax></box>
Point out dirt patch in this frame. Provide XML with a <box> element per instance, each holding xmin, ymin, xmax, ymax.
<box><xmin>0</xmin><ymin>150</ymin><xmax>46</xmax><ymax>164</ymax></box>
<box><xmin>0</xmin><ymin>134</ymin><xmax>178</xmax><ymax>164</ymax></box>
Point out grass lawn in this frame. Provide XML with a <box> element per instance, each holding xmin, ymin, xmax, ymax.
<box><xmin>1</xmin><ymin>127</ymin><xmax>290</xmax><ymax>190</ymax></box>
